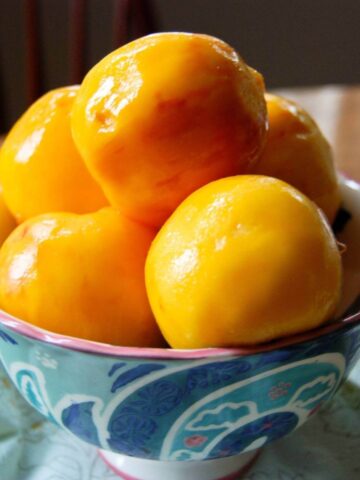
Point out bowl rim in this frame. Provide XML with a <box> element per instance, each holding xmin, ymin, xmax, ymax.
<box><xmin>0</xmin><ymin>309</ymin><xmax>359</xmax><ymax>360</ymax></box>
<box><xmin>0</xmin><ymin>175</ymin><xmax>359</xmax><ymax>360</ymax></box>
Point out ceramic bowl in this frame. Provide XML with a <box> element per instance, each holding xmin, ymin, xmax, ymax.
<box><xmin>0</xmin><ymin>177</ymin><xmax>359</xmax><ymax>480</ymax></box>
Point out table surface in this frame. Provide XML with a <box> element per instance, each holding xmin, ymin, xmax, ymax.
<box><xmin>0</xmin><ymin>85</ymin><xmax>360</xmax><ymax>480</ymax></box>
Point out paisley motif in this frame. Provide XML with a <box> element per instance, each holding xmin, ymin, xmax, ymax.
<box><xmin>62</xmin><ymin>401</ymin><xmax>101</xmax><ymax>446</ymax></box>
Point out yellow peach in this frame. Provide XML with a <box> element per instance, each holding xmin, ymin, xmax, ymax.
<box><xmin>146</xmin><ymin>175</ymin><xmax>342</xmax><ymax>349</ymax></box>
<box><xmin>0</xmin><ymin>187</ymin><xmax>16</xmax><ymax>246</ymax></box>
<box><xmin>71</xmin><ymin>33</ymin><xmax>267</xmax><ymax>227</ymax></box>
<box><xmin>0</xmin><ymin>86</ymin><xmax>107</xmax><ymax>223</ymax></box>
<box><xmin>0</xmin><ymin>208</ymin><xmax>163</xmax><ymax>347</ymax></box>
<box><xmin>252</xmin><ymin>93</ymin><xmax>340</xmax><ymax>223</ymax></box>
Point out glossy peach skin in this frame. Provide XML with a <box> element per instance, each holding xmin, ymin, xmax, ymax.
<box><xmin>0</xmin><ymin>86</ymin><xmax>108</xmax><ymax>223</ymax></box>
<box><xmin>0</xmin><ymin>208</ymin><xmax>163</xmax><ymax>347</ymax></box>
<box><xmin>146</xmin><ymin>176</ymin><xmax>342</xmax><ymax>349</ymax></box>
<box><xmin>252</xmin><ymin>93</ymin><xmax>340</xmax><ymax>223</ymax></box>
<box><xmin>71</xmin><ymin>32</ymin><xmax>267</xmax><ymax>228</ymax></box>
<box><xmin>0</xmin><ymin>187</ymin><xmax>16</xmax><ymax>245</ymax></box>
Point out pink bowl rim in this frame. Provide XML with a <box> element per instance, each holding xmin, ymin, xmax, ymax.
<box><xmin>0</xmin><ymin>309</ymin><xmax>359</xmax><ymax>359</ymax></box>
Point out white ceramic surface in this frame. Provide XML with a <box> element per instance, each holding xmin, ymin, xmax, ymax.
<box><xmin>99</xmin><ymin>449</ymin><xmax>258</xmax><ymax>480</ymax></box>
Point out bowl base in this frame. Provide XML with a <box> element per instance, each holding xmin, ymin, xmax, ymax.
<box><xmin>98</xmin><ymin>449</ymin><xmax>259</xmax><ymax>480</ymax></box>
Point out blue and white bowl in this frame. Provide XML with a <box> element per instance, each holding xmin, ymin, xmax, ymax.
<box><xmin>0</xmin><ymin>177</ymin><xmax>359</xmax><ymax>480</ymax></box>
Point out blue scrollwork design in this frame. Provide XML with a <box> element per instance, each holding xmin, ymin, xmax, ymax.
<box><xmin>110</xmin><ymin>364</ymin><xmax>166</xmax><ymax>393</ymax></box>
<box><xmin>0</xmin><ymin>329</ymin><xmax>18</xmax><ymax>345</ymax></box>
<box><xmin>124</xmin><ymin>380</ymin><xmax>183</xmax><ymax>416</ymax></box>
<box><xmin>209</xmin><ymin>412</ymin><xmax>299</xmax><ymax>458</ymax></box>
<box><xmin>185</xmin><ymin>360</ymin><xmax>252</xmax><ymax>392</ymax></box>
<box><xmin>107</xmin><ymin>378</ymin><xmax>184</xmax><ymax>455</ymax></box>
<box><xmin>108</xmin><ymin>414</ymin><xmax>157</xmax><ymax>457</ymax></box>
<box><xmin>61</xmin><ymin>402</ymin><xmax>101</xmax><ymax>447</ymax></box>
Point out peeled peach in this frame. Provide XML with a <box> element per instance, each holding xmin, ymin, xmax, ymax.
<box><xmin>0</xmin><ymin>86</ymin><xmax>107</xmax><ymax>223</ymax></box>
<box><xmin>146</xmin><ymin>175</ymin><xmax>342</xmax><ymax>349</ymax></box>
<box><xmin>252</xmin><ymin>93</ymin><xmax>340</xmax><ymax>223</ymax></box>
<box><xmin>0</xmin><ymin>208</ymin><xmax>163</xmax><ymax>347</ymax></box>
<box><xmin>71</xmin><ymin>32</ymin><xmax>267</xmax><ymax>227</ymax></box>
<box><xmin>0</xmin><ymin>187</ymin><xmax>16</xmax><ymax>246</ymax></box>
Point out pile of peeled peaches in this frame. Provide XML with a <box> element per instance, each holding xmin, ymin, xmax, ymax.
<box><xmin>0</xmin><ymin>33</ymin><xmax>342</xmax><ymax>350</ymax></box>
